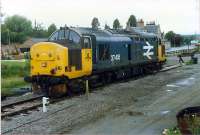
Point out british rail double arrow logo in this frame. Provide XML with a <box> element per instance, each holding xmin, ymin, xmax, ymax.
<box><xmin>143</xmin><ymin>42</ymin><xmax>154</xmax><ymax>59</ymax></box>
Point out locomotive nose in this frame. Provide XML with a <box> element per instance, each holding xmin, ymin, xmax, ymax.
<box><xmin>30</xmin><ymin>42</ymin><xmax>68</xmax><ymax>76</ymax></box>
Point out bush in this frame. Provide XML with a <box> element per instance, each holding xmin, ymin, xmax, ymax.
<box><xmin>1</xmin><ymin>60</ymin><xmax>30</xmax><ymax>78</ymax></box>
<box><xmin>1</xmin><ymin>60</ymin><xmax>30</xmax><ymax>96</ymax></box>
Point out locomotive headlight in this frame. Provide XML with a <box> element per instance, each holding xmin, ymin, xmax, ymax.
<box><xmin>41</xmin><ymin>62</ymin><xmax>47</xmax><ymax>67</ymax></box>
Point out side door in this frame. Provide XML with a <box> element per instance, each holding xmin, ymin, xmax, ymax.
<box><xmin>82</xmin><ymin>36</ymin><xmax>92</xmax><ymax>74</ymax></box>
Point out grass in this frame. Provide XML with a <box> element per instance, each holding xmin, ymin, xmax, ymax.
<box><xmin>1</xmin><ymin>60</ymin><xmax>30</xmax><ymax>78</ymax></box>
<box><xmin>1</xmin><ymin>60</ymin><xmax>30</xmax><ymax>96</ymax></box>
<box><xmin>1</xmin><ymin>77</ymin><xmax>28</xmax><ymax>96</ymax></box>
<box><xmin>163</xmin><ymin>114</ymin><xmax>200</xmax><ymax>135</ymax></box>
<box><xmin>163</xmin><ymin>127</ymin><xmax>181</xmax><ymax>135</ymax></box>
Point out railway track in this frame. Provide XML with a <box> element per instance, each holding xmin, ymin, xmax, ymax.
<box><xmin>1</xmin><ymin>94</ymin><xmax>70</xmax><ymax>119</ymax></box>
<box><xmin>1</xmin><ymin>95</ymin><xmax>43</xmax><ymax>119</ymax></box>
<box><xmin>1</xmin><ymin>64</ymin><xmax>180</xmax><ymax>120</ymax></box>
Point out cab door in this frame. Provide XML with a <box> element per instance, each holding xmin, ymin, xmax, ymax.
<box><xmin>82</xmin><ymin>36</ymin><xmax>93</xmax><ymax>75</ymax></box>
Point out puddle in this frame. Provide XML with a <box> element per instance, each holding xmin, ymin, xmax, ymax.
<box><xmin>161</xmin><ymin>110</ymin><xmax>170</xmax><ymax>115</ymax></box>
<box><xmin>189</xmin><ymin>77</ymin><xmax>195</xmax><ymax>80</ymax></box>
<box><xmin>166</xmin><ymin>89</ymin><xmax>173</xmax><ymax>92</ymax></box>
<box><xmin>175</xmin><ymin>77</ymin><xmax>196</xmax><ymax>86</ymax></box>
<box><xmin>166</xmin><ymin>84</ymin><xmax>179</xmax><ymax>88</ymax></box>
<box><xmin>167</xmin><ymin>76</ymin><xmax>196</xmax><ymax>88</ymax></box>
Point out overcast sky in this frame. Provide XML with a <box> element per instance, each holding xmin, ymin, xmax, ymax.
<box><xmin>1</xmin><ymin>0</ymin><xmax>200</xmax><ymax>34</ymax></box>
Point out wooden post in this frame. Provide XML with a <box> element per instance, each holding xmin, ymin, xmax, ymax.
<box><xmin>86</xmin><ymin>79</ymin><xmax>89</xmax><ymax>99</ymax></box>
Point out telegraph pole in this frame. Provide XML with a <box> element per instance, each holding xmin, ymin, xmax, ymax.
<box><xmin>198</xmin><ymin>0</ymin><xmax>200</xmax><ymax>35</ymax></box>
<box><xmin>196</xmin><ymin>0</ymin><xmax>200</xmax><ymax>36</ymax></box>
<box><xmin>0</xmin><ymin>0</ymin><xmax>2</xmax><ymax>24</ymax></box>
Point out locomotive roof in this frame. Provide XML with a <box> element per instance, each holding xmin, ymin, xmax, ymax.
<box><xmin>70</xmin><ymin>27</ymin><xmax>132</xmax><ymax>42</ymax></box>
<box><xmin>70</xmin><ymin>27</ymin><xmax>111</xmax><ymax>37</ymax></box>
<box><xmin>106</xmin><ymin>29</ymin><xmax>157</xmax><ymax>38</ymax></box>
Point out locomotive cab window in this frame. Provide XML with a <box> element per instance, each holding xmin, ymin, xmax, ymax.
<box><xmin>49</xmin><ymin>31</ymin><xmax>59</xmax><ymax>41</ymax></box>
<box><xmin>58</xmin><ymin>30</ymin><xmax>65</xmax><ymax>40</ymax></box>
<box><xmin>65</xmin><ymin>29</ymin><xmax>69</xmax><ymax>40</ymax></box>
<box><xmin>69</xmin><ymin>31</ymin><xmax>81</xmax><ymax>44</ymax></box>
<box><xmin>99</xmin><ymin>44</ymin><xmax>110</xmax><ymax>61</ymax></box>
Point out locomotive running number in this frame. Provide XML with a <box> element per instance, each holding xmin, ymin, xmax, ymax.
<box><xmin>111</xmin><ymin>54</ymin><xmax>120</xmax><ymax>62</ymax></box>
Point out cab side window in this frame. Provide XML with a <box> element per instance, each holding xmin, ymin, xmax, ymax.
<box><xmin>158</xmin><ymin>38</ymin><xmax>162</xmax><ymax>44</ymax></box>
<box><xmin>83</xmin><ymin>38</ymin><xmax>91</xmax><ymax>48</ymax></box>
<box><xmin>69</xmin><ymin>31</ymin><xmax>80</xmax><ymax>44</ymax></box>
<box><xmin>135</xmin><ymin>37</ymin><xmax>140</xmax><ymax>41</ymax></box>
<box><xmin>140</xmin><ymin>38</ymin><xmax>145</xmax><ymax>42</ymax></box>
<box><xmin>49</xmin><ymin>31</ymin><xmax>58</xmax><ymax>41</ymax></box>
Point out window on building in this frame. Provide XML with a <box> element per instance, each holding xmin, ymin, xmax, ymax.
<box><xmin>99</xmin><ymin>44</ymin><xmax>110</xmax><ymax>61</ymax></box>
<box><xmin>49</xmin><ymin>31</ymin><xmax>58</xmax><ymax>41</ymax></box>
<box><xmin>69</xmin><ymin>31</ymin><xmax>81</xmax><ymax>44</ymax></box>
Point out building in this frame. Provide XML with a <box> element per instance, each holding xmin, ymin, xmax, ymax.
<box><xmin>1</xmin><ymin>37</ymin><xmax>47</xmax><ymax>59</ymax></box>
<box><xmin>137</xmin><ymin>19</ymin><xmax>144</xmax><ymax>27</ymax></box>
<box><xmin>145</xmin><ymin>21</ymin><xmax>162</xmax><ymax>39</ymax></box>
<box><xmin>126</xmin><ymin>20</ymin><xmax>163</xmax><ymax>39</ymax></box>
<box><xmin>18</xmin><ymin>38</ymin><xmax>47</xmax><ymax>53</ymax></box>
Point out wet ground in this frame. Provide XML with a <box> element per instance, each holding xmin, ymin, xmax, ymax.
<box><xmin>2</xmin><ymin>55</ymin><xmax>200</xmax><ymax>135</ymax></box>
<box><xmin>72</xmin><ymin>65</ymin><xmax>200</xmax><ymax>135</ymax></box>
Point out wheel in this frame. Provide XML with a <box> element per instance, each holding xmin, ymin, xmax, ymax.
<box><xmin>49</xmin><ymin>84</ymin><xmax>67</xmax><ymax>97</ymax></box>
<box><xmin>32</xmin><ymin>83</ymin><xmax>42</xmax><ymax>94</ymax></box>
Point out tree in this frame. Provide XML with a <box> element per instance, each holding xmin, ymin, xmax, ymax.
<box><xmin>165</xmin><ymin>31</ymin><xmax>184</xmax><ymax>47</ymax></box>
<box><xmin>165</xmin><ymin>31</ymin><xmax>176</xmax><ymax>46</ymax></box>
<box><xmin>127</xmin><ymin>15</ymin><xmax>137</xmax><ymax>27</ymax></box>
<box><xmin>1</xmin><ymin>24</ymin><xmax>9</xmax><ymax>44</ymax></box>
<box><xmin>183</xmin><ymin>35</ymin><xmax>195</xmax><ymax>44</ymax></box>
<box><xmin>32</xmin><ymin>20</ymin><xmax>48</xmax><ymax>38</ymax></box>
<box><xmin>113</xmin><ymin>19</ymin><xmax>120</xmax><ymax>29</ymax></box>
<box><xmin>47</xmin><ymin>23</ymin><xmax>57</xmax><ymax>36</ymax></box>
<box><xmin>104</xmin><ymin>24</ymin><xmax>110</xmax><ymax>29</ymax></box>
<box><xmin>3</xmin><ymin>15</ymin><xmax>32</xmax><ymax>44</ymax></box>
<box><xmin>165</xmin><ymin>31</ymin><xmax>175</xmax><ymax>42</ymax></box>
<box><xmin>91</xmin><ymin>17</ymin><xmax>100</xmax><ymax>29</ymax></box>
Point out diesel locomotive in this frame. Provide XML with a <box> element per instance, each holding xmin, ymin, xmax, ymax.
<box><xmin>25</xmin><ymin>27</ymin><xmax>166</xmax><ymax>97</ymax></box>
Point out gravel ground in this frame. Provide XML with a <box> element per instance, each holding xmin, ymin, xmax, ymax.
<box><xmin>1</xmin><ymin>55</ymin><xmax>200</xmax><ymax>134</ymax></box>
